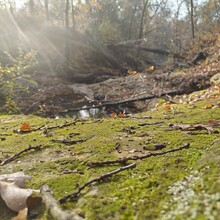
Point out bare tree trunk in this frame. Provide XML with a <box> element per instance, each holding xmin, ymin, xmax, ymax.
<box><xmin>190</xmin><ymin>0</ymin><xmax>195</xmax><ymax>39</ymax></box>
<box><xmin>65</xmin><ymin>0</ymin><xmax>70</xmax><ymax>63</ymax></box>
<box><xmin>128</xmin><ymin>0</ymin><xmax>138</xmax><ymax>40</ymax></box>
<box><xmin>29</xmin><ymin>0</ymin><xmax>35</xmax><ymax>15</ymax></box>
<box><xmin>137</xmin><ymin>0</ymin><xmax>149</xmax><ymax>58</ymax></box>
<box><xmin>65</xmin><ymin>0</ymin><xmax>70</xmax><ymax>28</ymax></box>
<box><xmin>8</xmin><ymin>0</ymin><xmax>15</xmax><ymax>17</ymax></box>
<box><xmin>71</xmin><ymin>0</ymin><xmax>75</xmax><ymax>30</ymax></box>
<box><xmin>44</xmin><ymin>0</ymin><xmax>49</xmax><ymax>21</ymax></box>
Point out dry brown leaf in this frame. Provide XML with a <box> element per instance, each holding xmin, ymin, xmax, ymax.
<box><xmin>0</xmin><ymin>172</ymin><xmax>31</xmax><ymax>187</ymax></box>
<box><xmin>0</xmin><ymin>172</ymin><xmax>40</xmax><ymax>212</ymax></box>
<box><xmin>0</xmin><ymin>181</ymin><xmax>34</xmax><ymax>212</ymax></box>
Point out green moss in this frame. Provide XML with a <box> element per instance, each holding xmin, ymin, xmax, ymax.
<box><xmin>0</xmin><ymin>90</ymin><xmax>220</xmax><ymax>219</ymax></box>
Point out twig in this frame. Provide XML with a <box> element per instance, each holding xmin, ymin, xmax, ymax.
<box><xmin>169</xmin><ymin>123</ymin><xmax>215</xmax><ymax>134</ymax></box>
<box><xmin>42</xmin><ymin>121</ymin><xmax>77</xmax><ymax>131</ymax></box>
<box><xmin>138</xmin><ymin>121</ymin><xmax>163</xmax><ymax>126</ymax></box>
<box><xmin>59</xmin><ymin>162</ymin><xmax>136</xmax><ymax>204</ymax></box>
<box><xmin>40</xmin><ymin>185</ymin><xmax>82</xmax><ymax>220</ymax></box>
<box><xmin>51</xmin><ymin>137</ymin><xmax>92</xmax><ymax>145</ymax></box>
<box><xmin>0</xmin><ymin>145</ymin><xmax>43</xmax><ymax>166</ymax></box>
<box><xmin>87</xmin><ymin>143</ymin><xmax>190</xmax><ymax>167</ymax></box>
<box><xmin>13</xmin><ymin>121</ymin><xmax>78</xmax><ymax>134</ymax></box>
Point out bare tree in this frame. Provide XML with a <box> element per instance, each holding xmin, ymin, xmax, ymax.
<box><xmin>71</xmin><ymin>0</ymin><xmax>75</xmax><ymax>30</ymax></box>
<box><xmin>190</xmin><ymin>0</ymin><xmax>195</xmax><ymax>38</ymax></box>
<box><xmin>128</xmin><ymin>0</ymin><xmax>138</xmax><ymax>40</ymax></box>
<box><xmin>65</xmin><ymin>0</ymin><xmax>69</xmax><ymax>28</ymax></box>
<box><xmin>29</xmin><ymin>0</ymin><xmax>35</xmax><ymax>15</ymax></box>
<box><xmin>137</xmin><ymin>0</ymin><xmax>149</xmax><ymax>58</ymax></box>
<box><xmin>44</xmin><ymin>0</ymin><xmax>49</xmax><ymax>21</ymax></box>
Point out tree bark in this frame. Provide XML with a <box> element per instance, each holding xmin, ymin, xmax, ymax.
<box><xmin>44</xmin><ymin>0</ymin><xmax>49</xmax><ymax>21</ymax></box>
<box><xmin>71</xmin><ymin>0</ymin><xmax>75</xmax><ymax>30</ymax></box>
<box><xmin>29</xmin><ymin>0</ymin><xmax>35</xmax><ymax>15</ymax></box>
<box><xmin>190</xmin><ymin>0</ymin><xmax>195</xmax><ymax>39</ymax></box>
<box><xmin>128</xmin><ymin>0</ymin><xmax>138</xmax><ymax>40</ymax></box>
<box><xmin>65</xmin><ymin>0</ymin><xmax>70</xmax><ymax>28</ymax></box>
<box><xmin>137</xmin><ymin>0</ymin><xmax>149</xmax><ymax>58</ymax></box>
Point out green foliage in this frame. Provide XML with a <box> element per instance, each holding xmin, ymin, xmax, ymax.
<box><xmin>0</xmin><ymin>48</ymin><xmax>38</xmax><ymax>113</ymax></box>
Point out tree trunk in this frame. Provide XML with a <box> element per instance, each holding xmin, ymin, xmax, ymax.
<box><xmin>29</xmin><ymin>0</ymin><xmax>35</xmax><ymax>15</ymax></box>
<box><xmin>45</xmin><ymin>0</ymin><xmax>49</xmax><ymax>21</ymax></box>
<box><xmin>137</xmin><ymin>0</ymin><xmax>149</xmax><ymax>58</ymax></box>
<box><xmin>128</xmin><ymin>0</ymin><xmax>138</xmax><ymax>40</ymax></box>
<box><xmin>190</xmin><ymin>0</ymin><xmax>195</xmax><ymax>39</ymax></box>
<box><xmin>65</xmin><ymin>0</ymin><xmax>70</xmax><ymax>28</ymax></box>
<box><xmin>65</xmin><ymin>0</ymin><xmax>70</xmax><ymax>63</ymax></box>
<box><xmin>71</xmin><ymin>0</ymin><xmax>75</xmax><ymax>30</ymax></box>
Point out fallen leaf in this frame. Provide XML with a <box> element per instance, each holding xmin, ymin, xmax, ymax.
<box><xmin>118</xmin><ymin>112</ymin><xmax>124</xmax><ymax>118</ymax></box>
<box><xmin>0</xmin><ymin>172</ymin><xmax>31</xmax><ymax>187</ymax></box>
<box><xmin>204</xmin><ymin>104</ymin><xmax>213</xmax><ymax>109</ymax></box>
<box><xmin>163</xmin><ymin>104</ymin><xmax>172</xmax><ymax>110</ymax></box>
<box><xmin>111</xmin><ymin>112</ymin><xmax>116</xmax><ymax>118</ymax></box>
<box><xmin>148</xmin><ymin>66</ymin><xmax>155</xmax><ymax>71</ymax></box>
<box><xmin>20</xmin><ymin>123</ymin><xmax>31</xmax><ymax>131</ymax></box>
<box><xmin>0</xmin><ymin>172</ymin><xmax>40</xmax><ymax>212</ymax></box>
<box><xmin>0</xmin><ymin>181</ymin><xmax>34</xmax><ymax>212</ymax></box>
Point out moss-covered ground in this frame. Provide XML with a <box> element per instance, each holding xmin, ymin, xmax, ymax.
<box><xmin>0</xmin><ymin>88</ymin><xmax>220</xmax><ymax>220</ymax></box>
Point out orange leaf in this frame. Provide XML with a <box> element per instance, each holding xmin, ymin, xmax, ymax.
<box><xmin>163</xmin><ymin>104</ymin><xmax>172</xmax><ymax>110</ymax></box>
<box><xmin>20</xmin><ymin>122</ymin><xmax>31</xmax><ymax>131</ymax></box>
<box><xmin>204</xmin><ymin>104</ymin><xmax>213</xmax><ymax>109</ymax></box>
<box><xmin>111</xmin><ymin>112</ymin><xmax>116</xmax><ymax>118</ymax></box>
<box><xmin>148</xmin><ymin>66</ymin><xmax>155</xmax><ymax>71</ymax></box>
<box><xmin>118</xmin><ymin>112</ymin><xmax>124</xmax><ymax>118</ymax></box>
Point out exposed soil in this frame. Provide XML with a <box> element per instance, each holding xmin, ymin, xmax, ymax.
<box><xmin>17</xmin><ymin>60</ymin><xmax>220</xmax><ymax>117</ymax></box>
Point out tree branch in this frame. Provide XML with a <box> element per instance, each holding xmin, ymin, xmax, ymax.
<box><xmin>59</xmin><ymin>89</ymin><xmax>185</xmax><ymax>113</ymax></box>
<box><xmin>87</xmin><ymin>143</ymin><xmax>190</xmax><ymax>167</ymax></box>
<box><xmin>59</xmin><ymin>162</ymin><xmax>136</xmax><ymax>204</ymax></box>
<box><xmin>0</xmin><ymin>145</ymin><xmax>43</xmax><ymax>166</ymax></box>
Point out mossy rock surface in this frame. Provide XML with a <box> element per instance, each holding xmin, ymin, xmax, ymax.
<box><xmin>0</xmin><ymin>88</ymin><xmax>220</xmax><ymax>220</ymax></box>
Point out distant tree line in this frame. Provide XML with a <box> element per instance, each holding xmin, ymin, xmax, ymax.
<box><xmin>0</xmin><ymin>0</ymin><xmax>219</xmax><ymax>73</ymax></box>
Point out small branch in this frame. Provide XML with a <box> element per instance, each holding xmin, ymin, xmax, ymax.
<box><xmin>0</xmin><ymin>145</ymin><xmax>43</xmax><ymax>166</ymax></box>
<box><xmin>51</xmin><ymin>137</ymin><xmax>92</xmax><ymax>145</ymax></box>
<box><xmin>169</xmin><ymin>123</ymin><xmax>215</xmax><ymax>134</ymax></box>
<box><xmin>138</xmin><ymin>121</ymin><xmax>163</xmax><ymax>126</ymax></box>
<box><xmin>41</xmin><ymin>185</ymin><xmax>82</xmax><ymax>220</ymax></box>
<box><xmin>59</xmin><ymin>162</ymin><xmax>136</xmax><ymax>204</ymax></box>
<box><xmin>87</xmin><ymin>143</ymin><xmax>190</xmax><ymax>167</ymax></box>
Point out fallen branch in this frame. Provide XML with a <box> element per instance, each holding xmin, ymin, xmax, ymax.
<box><xmin>87</xmin><ymin>143</ymin><xmax>190</xmax><ymax>167</ymax></box>
<box><xmin>59</xmin><ymin>162</ymin><xmax>136</xmax><ymax>204</ymax></box>
<box><xmin>138</xmin><ymin>121</ymin><xmax>163</xmax><ymax>126</ymax></box>
<box><xmin>0</xmin><ymin>145</ymin><xmax>43</xmax><ymax>166</ymax></box>
<box><xmin>169</xmin><ymin>123</ymin><xmax>215</xmax><ymax>134</ymax></box>
<box><xmin>42</xmin><ymin>121</ymin><xmax>77</xmax><ymax>131</ymax></box>
<box><xmin>59</xmin><ymin>90</ymin><xmax>185</xmax><ymax>113</ymax></box>
<box><xmin>51</xmin><ymin>136</ymin><xmax>92</xmax><ymax>145</ymax></box>
<box><xmin>41</xmin><ymin>185</ymin><xmax>82</xmax><ymax>220</ymax></box>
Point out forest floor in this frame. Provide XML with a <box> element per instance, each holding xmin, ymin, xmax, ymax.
<box><xmin>0</xmin><ymin>83</ymin><xmax>220</xmax><ymax>219</ymax></box>
<box><xmin>16</xmin><ymin>33</ymin><xmax>220</xmax><ymax>117</ymax></box>
<box><xmin>1</xmin><ymin>34</ymin><xmax>220</xmax><ymax>219</ymax></box>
